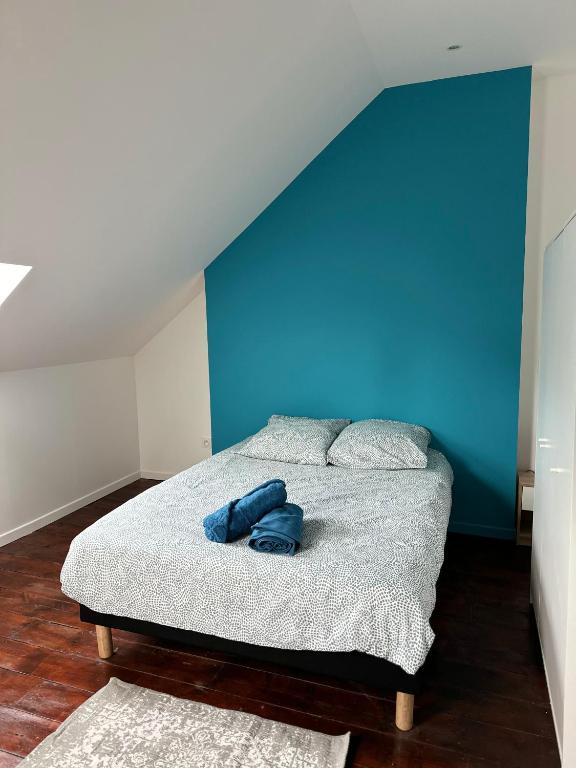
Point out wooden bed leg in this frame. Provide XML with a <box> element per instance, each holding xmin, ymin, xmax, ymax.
<box><xmin>95</xmin><ymin>625</ymin><xmax>114</xmax><ymax>659</ymax></box>
<box><xmin>395</xmin><ymin>692</ymin><xmax>414</xmax><ymax>731</ymax></box>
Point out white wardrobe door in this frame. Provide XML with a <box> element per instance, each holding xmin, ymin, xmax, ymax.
<box><xmin>561</xmin><ymin>217</ymin><xmax>576</xmax><ymax>767</ymax></box>
<box><xmin>534</xmin><ymin>216</ymin><xmax>576</xmax><ymax>752</ymax></box>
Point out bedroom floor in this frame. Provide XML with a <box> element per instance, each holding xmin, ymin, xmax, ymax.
<box><xmin>0</xmin><ymin>481</ymin><xmax>559</xmax><ymax>768</ymax></box>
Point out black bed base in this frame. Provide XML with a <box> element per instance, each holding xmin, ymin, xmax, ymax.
<box><xmin>80</xmin><ymin>604</ymin><xmax>423</xmax><ymax>695</ymax></box>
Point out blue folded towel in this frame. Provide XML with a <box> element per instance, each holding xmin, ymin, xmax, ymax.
<box><xmin>203</xmin><ymin>479</ymin><xmax>287</xmax><ymax>543</ymax></box>
<box><xmin>249</xmin><ymin>503</ymin><xmax>303</xmax><ymax>556</ymax></box>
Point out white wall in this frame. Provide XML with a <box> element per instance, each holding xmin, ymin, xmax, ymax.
<box><xmin>526</xmin><ymin>71</ymin><xmax>576</xmax><ymax>766</ymax></box>
<box><xmin>517</xmin><ymin>76</ymin><xmax>545</xmax><ymax>470</ymax></box>
<box><xmin>135</xmin><ymin>277</ymin><xmax>211</xmax><ymax>479</ymax></box>
<box><xmin>0</xmin><ymin>357</ymin><xmax>140</xmax><ymax>545</ymax></box>
<box><xmin>0</xmin><ymin>284</ymin><xmax>211</xmax><ymax>546</ymax></box>
<box><xmin>518</xmin><ymin>71</ymin><xmax>576</xmax><ymax>471</ymax></box>
<box><xmin>536</xmin><ymin>74</ymin><xmax>576</xmax><ymax>256</ymax></box>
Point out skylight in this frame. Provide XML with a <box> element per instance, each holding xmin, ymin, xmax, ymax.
<box><xmin>0</xmin><ymin>263</ymin><xmax>32</xmax><ymax>308</ymax></box>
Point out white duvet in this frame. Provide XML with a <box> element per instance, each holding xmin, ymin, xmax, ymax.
<box><xmin>61</xmin><ymin>445</ymin><xmax>453</xmax><ymax>674</ymax></box>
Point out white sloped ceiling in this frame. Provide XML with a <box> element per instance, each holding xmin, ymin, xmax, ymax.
<box><xmin>1</xmin><ymin>0</ymin><xmax>575</xmax><ymax>371</ymax></box>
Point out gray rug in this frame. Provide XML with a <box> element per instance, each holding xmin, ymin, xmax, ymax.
<box><xmin>21</xmin><ymin>677</ymin><xmax>350</xmax><ymax>767</ymax></box>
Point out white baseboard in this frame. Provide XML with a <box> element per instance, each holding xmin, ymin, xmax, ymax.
<box><xmin>0</xmin><ymin>471</ymin><xmax>141</xmax><ymax>548</ymax></box>
<box><xmin>140</xmin><ymin>470</ymin><xmax>174</xmax><ymax>481</ymax></box>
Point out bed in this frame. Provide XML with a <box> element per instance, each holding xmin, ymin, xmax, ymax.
<box><xmin>61</xmin><ymin>441</ymin><xmax>453</xmax><ymax>730</ymax></box>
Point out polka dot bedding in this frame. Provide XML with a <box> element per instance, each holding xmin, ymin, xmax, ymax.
<box><xmin>236</xmin><ymin>416</ymin><xmax>350</xmax><ymax>466</ymax></box>
<box><xmin>328</xmin><ymin>419</ymin><xmax>431</xmax><ymax>470</ymax></box>
<box><xmin>268</xmin><ymin>414</ymin><xmax>352</xmax><ymax>432</ymax></box>
<box><xmin>60</xmin><ymin>442</ymin><xmax>453</xmax><ymax>675</ymax></box>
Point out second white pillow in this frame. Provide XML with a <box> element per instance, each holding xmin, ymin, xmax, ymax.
<box><xmin>328</xmin><ymin>419</ymin><xmax>430</xmax><ymax>470</ymax></box>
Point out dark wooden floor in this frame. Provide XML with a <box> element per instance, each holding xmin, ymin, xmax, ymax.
<box><xmin>0</xmin><ymin>480</ymin><xmax>559</xmax><ymax>768</ymax></box>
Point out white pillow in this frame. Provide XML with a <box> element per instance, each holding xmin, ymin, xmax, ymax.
<box><xmin>236</xmin><ymin>415</ymin><xmax>350</xmax><ymax>466</ymax></box>
<box><xmin>327</xmin><ymin>419</ymin><xmax>430</xmax><ymax>469</ymax></box>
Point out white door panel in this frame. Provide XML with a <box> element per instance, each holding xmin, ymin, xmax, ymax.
<box><xmin>533</xmin><ymin>214</ymin><xmax>576</xmax><ymax>759</ymax></box>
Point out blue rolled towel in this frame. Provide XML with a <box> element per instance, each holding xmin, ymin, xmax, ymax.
<box><xmin>249</xmin><ymin>503</ymin><xmax>303</xmax><ymax>556</ymax></box>
<box><xmin>203</xmin><ymin>479</ymin><xmax>287</xmax><ymax>543</ymax></box>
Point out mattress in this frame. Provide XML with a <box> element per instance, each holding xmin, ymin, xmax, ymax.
<box><xmin>60</xmin><ymin>444</ymin><xmax>453</xmax><ymax>675</ymax></box>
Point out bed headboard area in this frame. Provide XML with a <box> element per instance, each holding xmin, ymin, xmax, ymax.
<box><xmin>205</xmin><ymin>66</ymin><xmax>531</xmax><ymax>539</ymax></box>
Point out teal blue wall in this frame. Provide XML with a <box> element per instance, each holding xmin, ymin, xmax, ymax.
<box><xmin>205</xmin><ymin>67</ymin><xmax>531</xmax><ymax>539</ymax></box>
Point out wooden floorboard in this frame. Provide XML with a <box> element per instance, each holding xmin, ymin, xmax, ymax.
<box><xmin>0</xmin><ymin>479</ymin><xmax>560</xmax><ymax>767</ymax></box>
